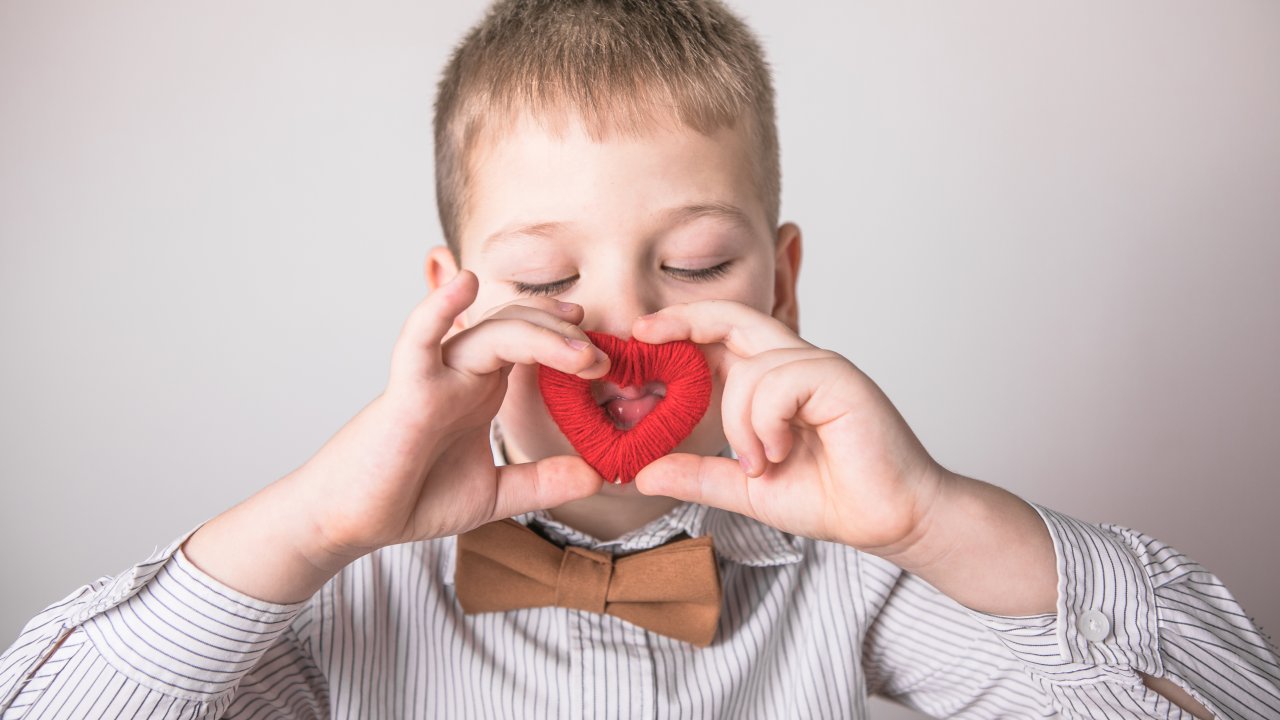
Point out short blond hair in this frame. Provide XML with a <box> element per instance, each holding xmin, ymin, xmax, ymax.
<box><xmin>433</xmin><ymin>0</ymin><xmax>780</xmax><ymax>258</ymax></box>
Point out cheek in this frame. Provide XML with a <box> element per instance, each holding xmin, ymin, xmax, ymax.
<box><xmin>697</xmin><ymin>380</ymin><xmax>726</xmax><ymax>431</ymax></box>
<box><xmin>503</xmin><ymin>364</ymin><xmax>547</xmax><ymax>415</ymax></box>
<box><xmin>695</xmin><ymin>262</ymin><xmax>775</xmax><ymax>315</ymax></box>
<box><xmin>496</xmin><ymin>364</ymin><xmax>579</xmax><ymax>458</ymax></box>
<box><xmin>677</xmin><ymin>370</ymin><xmax>730</xmax><ymax>453</ymax></box>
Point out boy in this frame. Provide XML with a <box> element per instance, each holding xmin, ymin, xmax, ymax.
<box><xmin>2</xmin><ymin>0</ymin><xmax>1277</xmax><ymax>717</ymax></box>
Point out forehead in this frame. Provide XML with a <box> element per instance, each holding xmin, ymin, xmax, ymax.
<box><xmin>458</xmin><ymin>112</ymin><xmax>769</xmax><ymax>260</ymax></box>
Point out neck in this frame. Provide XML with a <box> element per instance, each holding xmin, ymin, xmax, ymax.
<box><xmin>546</xmin><ymin>492</ymin><xmax>683</xmax><ymax>542</ymax></box>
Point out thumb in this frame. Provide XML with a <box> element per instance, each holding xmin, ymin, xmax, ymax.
<box><xmin>633</xmin><ymin>454</ymin><xmax>753</xmax><ymax>518</ymax></box>
<box><xmin>489</xmin><ymin>455</ymin><xmax>603</xmax><ymax>521</ymax></box>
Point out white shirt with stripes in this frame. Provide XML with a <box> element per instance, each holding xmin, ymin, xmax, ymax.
<box><xmin>2</xmin><ymin>432</ymin><xmax>1278</xmax><ymax>719</ymax></box>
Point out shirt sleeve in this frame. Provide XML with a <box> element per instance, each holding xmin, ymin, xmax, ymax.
<box><xmin>861</xmin><ymin>502</ymin><xmax>1280</xmax><ymax>719</ymax></box>
<box><xmin>0</xmin><ymin>520</ymin><xmax>327</xmax><ymax>719</ymax></box>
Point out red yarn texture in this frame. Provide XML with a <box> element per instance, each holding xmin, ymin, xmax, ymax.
<box><xmin>538</xmin><ymin>331</ymin><xmax>712</xmax><ymax>483</ymax></box>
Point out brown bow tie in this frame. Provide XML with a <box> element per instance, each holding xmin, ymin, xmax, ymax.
<box><xmin>454</xmin><ymin>518</ymin><xmax>722</xmax><ymax>647</ymax></box>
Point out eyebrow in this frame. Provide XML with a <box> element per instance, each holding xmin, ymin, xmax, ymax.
<box><xmin>666</xmin><ymin>202</ymin><xmax>755</xmax><ymax>234</ymax></box>
<box><xmin>481</xmin><ymin>221</ymin><xmax>569</xmax><ymax>254</ymax></box>
<box><xmin>480</xmin><ymin>202</ymin><xmax>754</xmax><ymax>254</ymax></box>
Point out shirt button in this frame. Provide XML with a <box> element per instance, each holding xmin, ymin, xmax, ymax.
<box><xmin>1077</xmin><ymin>609</ymin><xmax>1111</xmax><ymax>642</ymax></box>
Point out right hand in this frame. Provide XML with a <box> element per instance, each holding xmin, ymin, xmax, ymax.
<box><xmin>286</xmin><ymin>269</ymin><xmax>609</xmax><ymax>570</ymax></box>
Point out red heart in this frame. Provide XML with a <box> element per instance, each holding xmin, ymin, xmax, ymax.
<box><xmin>538</xmin><ymin>331</ymin><xmax>712</xmax><ymax>484</ymax></box>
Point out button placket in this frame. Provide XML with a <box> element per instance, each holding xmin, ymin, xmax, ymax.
<box><xmin>560</xmin><ymin>546</ymin><xmax>613</xmax><ymax>720</ymax></box>
<box><xmin>567</xmin><ymin>610</ymin><xmax>586</xmax><ymax>720</ymax></box>
<box><xmin>630</xmin><ymin>623</ymin><xmax>658</xmax><ymax>719</ymax></box>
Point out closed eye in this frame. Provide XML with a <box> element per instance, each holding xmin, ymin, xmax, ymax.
<box><xmin>664</xmin><ymin>260</ymin><xmax>733</xmax><ymax>282</ymax></box>
<box><xmin>511</xmin><ymin>274</ymin><xmax>578</xmax><ymax>297</ymax></box>
<box><xmin>511</xmin><ymin>260</ymin><xmax>733</xmax><ymax>296</ymax></box>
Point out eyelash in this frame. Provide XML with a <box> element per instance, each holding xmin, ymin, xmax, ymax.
<box><xmin>512</xmin><ymin>261</ymin><xmax>734</xmax><ymax>297</ymax></box>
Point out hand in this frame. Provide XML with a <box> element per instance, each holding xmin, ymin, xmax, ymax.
<box><xmin>630</xmin><ymin>300</ymin><xmax>948</xmax><ymax>556</ymax></box>
<box><xmin>288</xmin><ymin>270</ymin><xmax>609</xmax><ymax>570</ymax></box>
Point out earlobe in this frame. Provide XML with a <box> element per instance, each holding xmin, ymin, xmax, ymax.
<box><xmin>771</xmin><ymin>222</ymin><xmax>803</xmax><ymax>334</ymax></box>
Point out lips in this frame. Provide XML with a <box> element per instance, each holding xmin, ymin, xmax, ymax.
<box><xmin>538</xmin><ymin>331</ymin><xmax>712</xmax><ymax>484</ymax></box>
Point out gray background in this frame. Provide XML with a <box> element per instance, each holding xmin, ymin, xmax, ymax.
<box><xmin>2</xmin><ymin>2</ymin><xmax>1277</xmax><ymax>718</ymax></box>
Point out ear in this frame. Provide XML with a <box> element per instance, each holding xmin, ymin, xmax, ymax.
<box><xmin>770</xmin><ymin>222</ymin><xmax>803</xmax><ymax>334</ymax></box>
<box><xmin>425</xmin><ymin>245</ymin><xmax>470</xmax><ymax>332</ymax></box>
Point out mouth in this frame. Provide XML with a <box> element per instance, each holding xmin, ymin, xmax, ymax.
<box><xmin>591</xmin><ymin>380</ymin><xmax>668</xmax><ymax>430</ymax></box>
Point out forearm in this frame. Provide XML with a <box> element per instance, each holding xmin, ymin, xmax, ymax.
<box><xmin>182</xmin><ymin>470</ymin><xmax>347</xmax><ymax>605</ymax></box>
<box><xmin>875</xmin><ymin>470</ymin><xmax>1057</xmax><ymax>616</ymax></box>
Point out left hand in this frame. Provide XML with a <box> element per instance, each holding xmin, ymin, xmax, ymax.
<box><xmin>631</xmin><ymin>300</ymin><xmax>949</xmax><ymax>554</ymax></box>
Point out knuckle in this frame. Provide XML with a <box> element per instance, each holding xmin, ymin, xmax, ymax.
<box><xmin>531</xmin><ymin>324</ymin><xmax>579</xmax><ymax>357</ymax></box>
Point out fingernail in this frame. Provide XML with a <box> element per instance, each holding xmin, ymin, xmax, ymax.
<box><xmin>738</xmin><ymin>454</ymin><xmax>752</xmax><ymax>475</ymax></box>
<box><xmin>558</xmin><ymin>301</ymin><xmax>575</xmax><ymax>313</ymax></box>
<box><xmin>564</xmin><ymin>336</ymin><xmax>588</xmax><ymax>350</ymax></box>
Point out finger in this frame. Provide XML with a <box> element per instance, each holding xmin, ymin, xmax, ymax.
<box><xmin>633</xmin><ymin>454</ymin><xmax>759</xmax><ymax>519</ymax></box>
<box><xmin>481</xmin><ymin>302</ymin><xmax>591</xmax><ymax>345</ymax></box>
<box><xmin>720</xmin><ymin>355</ymin><xmax>768</xmax><ymax>477</ymax></box>
<box><xmin>632</xmin><ymin>300</ymin><xmax>811</xmax><ymax>359</ymax></box>
<box><xmin>389</xmin><ymin>271</ymin><xmax>479</xmax><ymax>382</ymax></box>
<box><xmin>721</xmin><ymin>348</ymin><xmax>829</xmax><ymax>476</ymax></box>
<box><xmin>489</xmin><ymin>454</ymin><xmax>604</xmax><ymax>521</ymax></box>
<box><xmin>442</xmin><ymin>317</ymin><xmax>610</xmax><ymax>378</ymax></box>
<box><xmin>750</xmin><ymin>364</ymin><xmax>809</xmax><ymax>465</ymax></box>
<box><xmin>751</xmin><ymin>356</ymin><xmax>849</xmax><ymax>464</ymax></box>
<box><xmin>479</xmin><ymin>296</ymin><xmax>585</xmax><ymax>327</ymax></box>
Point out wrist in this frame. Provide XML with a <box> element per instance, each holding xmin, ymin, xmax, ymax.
<box><xmin>182</xmin><ymin>474</ymin><xmax>351</xmax><ymax>605</ymax></box>
<box><xmin>865</xmin><ymin>465</ymin><xmax>959</xmax><ymax>571</ymax></box>
<box><xmin>871</xmin><ymin>471</ymin><xmax>1058</xmax><ymax>616</ymax></box>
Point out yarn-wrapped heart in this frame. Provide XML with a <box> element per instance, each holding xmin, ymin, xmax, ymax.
<box><xmin>538</xmin><ymin>331</ymin><xmax>712</xmax><ymax>484</ymax></box>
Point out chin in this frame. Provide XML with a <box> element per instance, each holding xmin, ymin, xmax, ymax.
<box><xmin>596</xmin><ymin>478</ymin><xmax>644</xmax><ymax>496</ymax></box>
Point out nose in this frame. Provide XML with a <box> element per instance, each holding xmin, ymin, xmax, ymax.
<box><xmin>579</xmin><ymin>274</ymin><xmax>663</xmax><ymax>340</ymax></box>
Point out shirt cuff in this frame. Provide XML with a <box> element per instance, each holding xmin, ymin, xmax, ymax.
<box><xmin>72</xmin><ymin>519</ymin><xmax>311</xmax><ymax>702</ymax></box>
<box><xmin>965</xmin><ymin>501</ymin><xmax>1163</xmax><ymax>684</ymax></box>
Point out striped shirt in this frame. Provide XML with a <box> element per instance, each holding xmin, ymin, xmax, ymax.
<box><xmin>2</xmin><ymin>432</ymin><xmax>1278</xmax><ymax>718</ymax></box>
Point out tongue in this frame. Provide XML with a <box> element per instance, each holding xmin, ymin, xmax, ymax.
<box><xmin>604</xmin><ymin>393</ymin><xmax>663</xmax><ymax>430</ymax></box>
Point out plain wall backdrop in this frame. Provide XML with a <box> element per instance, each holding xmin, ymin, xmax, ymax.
<box><xmin>2</xmin><ymin>2</ymin><xmax>1277</xmax><ymax>718</ymax></box>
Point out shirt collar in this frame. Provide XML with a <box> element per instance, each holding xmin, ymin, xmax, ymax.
<box><xmin>441</xmin><ymin>423</ymin><xmax>805</xmax><ymax>586</ymax></box>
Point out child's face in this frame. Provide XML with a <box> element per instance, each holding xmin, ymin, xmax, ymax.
<box><xmin>427</xmin><ymin>113</ymin><xmax>801</xmax><ymax>497</ymax></box>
